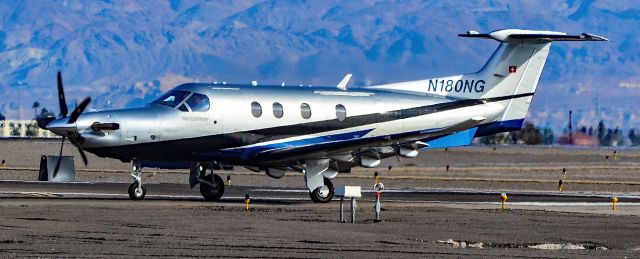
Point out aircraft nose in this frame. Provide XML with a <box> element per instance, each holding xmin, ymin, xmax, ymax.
<box><xmin>46</xmin><ymin>118</ymin><xmax>77</xmax><ymax>137</ymax></box>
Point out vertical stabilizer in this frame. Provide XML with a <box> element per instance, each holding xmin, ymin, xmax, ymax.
<box><xmin>367</xmin><ymin>29</ymin><xmax>606</xmax><ymax>134</ymax></box>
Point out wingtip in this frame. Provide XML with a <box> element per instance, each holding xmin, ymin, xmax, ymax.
<box><xmin>582</xmin><ymin>33</ymin><xmax>609</xmax><ymax>41</ymax></box>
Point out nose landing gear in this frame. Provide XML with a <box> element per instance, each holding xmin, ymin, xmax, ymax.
<box><xmin>128</xmin><ymin>159</ymin><xmax>146</xmax><ymax>200</ymax></box>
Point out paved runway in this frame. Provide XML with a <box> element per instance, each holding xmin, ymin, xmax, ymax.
<box><xmin>3</xmin><ymin>181</ymin><xmax>640</xmax><ymax>257</ymax></box>
<box><xmin>2</xmin><ymin>180</ymin><xmax>639</xmax><ymax>205</ymax></box>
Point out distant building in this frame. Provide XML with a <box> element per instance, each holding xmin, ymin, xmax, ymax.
<box><xmin>557</xmin><ymin>132</ymin><xmax>598</xmax><ymax>146</ymax></box>
<box><xmin>0</xmin><ymin>120</ymin><xmax>57</xmax><ymax>138</ymax></box>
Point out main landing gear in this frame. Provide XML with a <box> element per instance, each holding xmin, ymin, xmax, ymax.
<box><xmin>304</xmin><ymin>159</ymin><xmax>336</xmax><ymax>203</ymax></box>
<box><xmin>309</xmin><ymin>178</ymin><xmax>334</xmax><ymax>203</ymax></box>
<box><xmin>128</xmin><ymin>159</ymin><xmax>146</xmax><ymax>200</ymax></box>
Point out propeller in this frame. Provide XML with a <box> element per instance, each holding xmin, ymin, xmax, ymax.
<box><xmin>52</xmin><ymin>136</ymin><xmax>65</xmax><ymax>178</ymax></box>
<box><xmin>48</xmin><ymin>71</ymin><xmax>91</xmax><ymax>177</ymax></box>
<box><xmin>68</xmin><ymin>97</ymin><xmax>91</xmax><ymax>124</ymax></box>
<box><xmin>57</xmin><ymin>71</ymin><xmax>68</xmax><ymax>118</ymax></box>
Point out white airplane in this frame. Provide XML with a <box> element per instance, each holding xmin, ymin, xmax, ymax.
<box><xmin>38</xmin><ymin>29</ymin><xmax>607</xmax><ymax>202</ymax></box>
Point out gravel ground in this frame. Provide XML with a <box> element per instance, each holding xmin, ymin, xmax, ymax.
<box><xmin>0</xmin><ymin>200</ymin><xmax>639</xmax><ymax>258</ymax></box>
<box><xmin>2</xmin><ymin>139</ymin><xmax>640</xmax><ymax>257</ymax></box>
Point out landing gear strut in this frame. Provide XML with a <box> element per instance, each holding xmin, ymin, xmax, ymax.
<box><xmin>128</xmin><ymin>159</ymin><xmax>146</xmax><ymax>200</ymax></box>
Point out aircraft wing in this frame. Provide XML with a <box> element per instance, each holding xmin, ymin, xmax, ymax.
<box><xmin>253</xmin><ymin>116</ymin><xmax>486</xmax><ymax>165</ymax></box>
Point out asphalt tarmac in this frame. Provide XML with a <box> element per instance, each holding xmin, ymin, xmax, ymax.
<box><xmin>1</xmin><ymin>180</ymin><xmax>640</xmax><ymax>205</ymax></box>
<box><xmin>2</xmin><ymin>181</ymin><xmax>640</xmax><ymax>257</ymax></box>
<box><xmin>2</xmin><ymin>140</ymin><xmax>640</xmax><ymax>257</ymax></box>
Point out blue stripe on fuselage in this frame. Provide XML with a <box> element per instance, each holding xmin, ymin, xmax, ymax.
<box><xmin>201</xmin><ymin>119</ymin><xmax>523</xmax><ymax>162</ymax></box>
<box><xmin>423</xmin><ymin>127</ymin><xmax>478</xmax><ymax>149</ymax></box>
<box><xmin>202</xmin><ymin>129</ymin><xmax>375</xmax><ymax>160</ymax></box>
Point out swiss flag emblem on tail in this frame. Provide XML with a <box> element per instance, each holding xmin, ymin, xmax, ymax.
<box><xmin>508</xmin><ymin>66</ymin><xmax>517</xmax><ymax>73</ymax></box>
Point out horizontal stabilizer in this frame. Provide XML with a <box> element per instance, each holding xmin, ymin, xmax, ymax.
<box><xmin>459</xmin><ymin>29</ymin><xmax>608</xmax><ymax>43</ymax></box>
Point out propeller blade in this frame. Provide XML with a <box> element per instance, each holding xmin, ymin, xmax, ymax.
<box><xmin>67</xmin><ymin>97</ymin><xmax>91</xmax><ymax>124</ymax></box>
<box><xmin>53</xmin><ymin>136</ymin><xmax>65</xmax><ymax>178</ymax></box>
<box><xmin>76</xmin><ymin>146</ymin><xmax>88</xmax><ymax>166</ymax></box>
<box><xmin>57</xmin><ymin>71</ymin><xmax>68</xmax><ymax>118</ymax></box>
<box><xmin>68</xmin><ymin>136</ymin><xmax>88</xmax><ymax>166</ymax></box>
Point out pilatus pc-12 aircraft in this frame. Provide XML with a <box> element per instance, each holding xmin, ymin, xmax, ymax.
<box><xmin>38</xmin><ymin>29</ymin><xmax>606</xmax><ymax>202</ymax></box>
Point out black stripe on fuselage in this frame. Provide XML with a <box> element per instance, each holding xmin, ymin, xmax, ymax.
<box><xmin>86</xmin><ymin>93</ymin><xmax>534</xmax><ymax>162</ymax></box>
<box><xmin>247</xmin><ymin>92</ymin><xmax>534</xmax><ymax>138</ymax></box>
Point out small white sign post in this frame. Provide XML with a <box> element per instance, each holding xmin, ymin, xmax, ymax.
<box><xmin>336</xmin><ymin>186</ymin><xmax>361</xmax><ymax>223</ymax></box>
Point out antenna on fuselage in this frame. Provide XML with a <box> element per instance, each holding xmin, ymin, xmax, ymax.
<box><xmin>336</xmin><ymin>73</ymin><xmax>352</xmax><ymax>91</ymax></box>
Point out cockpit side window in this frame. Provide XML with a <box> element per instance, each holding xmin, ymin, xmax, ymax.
<box><xmin>152</xmin><ymin>90</ymin><xmax>190</xmax><ymax>108</ymax></box>
<box><xmin>185</xmin><ymin>93</ymin><xmax>210</xmax><ymax>112</ymax></box>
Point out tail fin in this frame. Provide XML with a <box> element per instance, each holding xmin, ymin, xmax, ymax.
<box><xmin>460</xmin><ymin>29</ymin><xmax>606</xmax><ymax>126</ymax></box>
<box><xmin>369</xmin><ymin>29</ymin><xmax>607</xmax><ymax>130</ymax></box>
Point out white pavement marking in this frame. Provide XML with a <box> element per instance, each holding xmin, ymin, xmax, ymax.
<box><xmin>0</xmin><ymin>191</ymin><xmax>310</xmax><ymax>201</ymax></box>
<box><xmin>251</xmin><ymin>188</ymin><xmax>640</xmax><ymax>199</ymax></box>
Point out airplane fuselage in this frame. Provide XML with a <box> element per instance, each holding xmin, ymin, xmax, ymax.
<box><xmin>73</xmin><ymin>83</ymin><xmax>511</xmax><ymax>167</ymax></box>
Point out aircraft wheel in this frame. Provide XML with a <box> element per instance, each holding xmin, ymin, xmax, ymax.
<box><xmin>309</xmin><ymin>178</ymin><xmax>334</xmax><ymax>203</ymax></box>
<box><xmin>200</xmin><ymin>174</ymin><xmax>225</xmax><ymax>201</ymax></box>
<box><xmin>128</xmin><ymin>182</ymin><xmax>146</xmax><ymax>200</ymax></box>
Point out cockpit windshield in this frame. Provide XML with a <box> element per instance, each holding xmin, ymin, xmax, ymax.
<box><xmin>152</xmin><ymin>90</ymin><xmax>190</xmax><ymax>108</ymax></box>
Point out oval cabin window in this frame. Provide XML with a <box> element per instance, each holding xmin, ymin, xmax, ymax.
<box><xmin>251</xmin><ymin>102</ymin><xmax>262</xmax><ymax>118</ymax></box>
<box><xmin>335</xmin><ymin>104</ymin><xmax>346</xmax><ymax>121</ymax></box>
<box><xmin>272</xmin><ymin>102</ymin><xmax>284</xmax><ymax>118</ymax></box>
<box><xmin>300</xmin><ymin>103</ymin><xmax>311</xmax><ymax>119</ymax></box>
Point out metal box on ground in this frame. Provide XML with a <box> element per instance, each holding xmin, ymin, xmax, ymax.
<box><xmin>38</xmin><ymin>155</ymin><xmax>75</xmax><ymax>182</ymax></box>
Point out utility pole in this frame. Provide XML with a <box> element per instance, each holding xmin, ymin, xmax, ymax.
<box><xmin>17</xmin><ymin>81</ymin><xmax>22</xmax><ymax>120</ymax></box>
<box><xmin>568</xmin><ymin>110</ymin><xmax>573</xmax><ymax>145</ymax></box>
<box><xmin>593</xmin><ymin>96</ymin><xmax>599</xmax><ymax>118</ymax></box>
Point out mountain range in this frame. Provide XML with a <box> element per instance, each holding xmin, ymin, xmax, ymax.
<box><xmin>0</xmin><ymin>0</ymin><xmax>638</xmax><ymax>133</ymax></box>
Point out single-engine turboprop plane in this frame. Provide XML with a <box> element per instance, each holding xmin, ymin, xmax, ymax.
<box><xmin>37</xmin><ymin>29</ymin><xmax>606</xmax><ymax>202</ymax></box>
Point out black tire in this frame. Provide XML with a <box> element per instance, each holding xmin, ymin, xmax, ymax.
<box><xmin>309</xmin><ymin>178</ymin><xmax>334</xmax><ymax>203</ymax></box>
<box><xmin>200</xmin><ymin>174</ymin><xmax>225</xmax><ymax>201</ymax></box>
<box><xmin>128</xmin><ymin>182</ymin><xmax>146</xmax><ymax>200</ymax></box>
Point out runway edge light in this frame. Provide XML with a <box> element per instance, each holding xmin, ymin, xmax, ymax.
<box><xmin>374</xmin><ymin>182</ymin><xmax>384</xmax><ymax>222</ymax></box>
<box><xmin>559</xmin><ymin>179</ymin><xmax>564</xmax><ymax>192</ymax></box>
<box><xmin>500</xmin><ymin>193</ymin><xmax>508</xmax><ymax>210</ymax></box>
<box><xmin>244</xmin><ymin>193</ymin><xmax>250</xmax><ymax>211</ymax></box>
